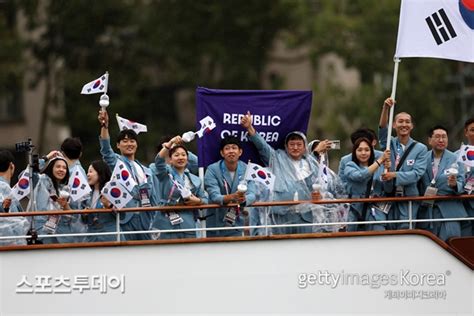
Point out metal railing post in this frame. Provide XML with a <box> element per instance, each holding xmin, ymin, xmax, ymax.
<box><xmin>116</xmin><ymin>211</ymin><xmax>121</xmax><ymax>242</ymax></box>
<box><xmin>408</xmin><ymin>201</ymin><xmax>413</xmax><ymax>229</ymax></box>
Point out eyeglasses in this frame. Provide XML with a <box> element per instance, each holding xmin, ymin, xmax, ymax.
<box><xmin>431</xmin><ymin>135</ymin><xmax>448</xmax><ymax>140</ymax></box>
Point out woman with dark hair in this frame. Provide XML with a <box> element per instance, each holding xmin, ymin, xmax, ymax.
<box><xmin>344</xmin><ymin>138</ymin><xmax>390</xmax><ymax>231</ymax></box>
<box><xmin>33</xmin><ymin>156</ymin><xmax>86</xmax><ymax>243</ymax></box>
<box><xmin>83</xmin><ymin>160</ymin><xmax>116</xmax><ymax>242</ymax></box>
<box><xmin>151</xmin><ymin>136</ymin><xmax>208</xmax><ymax>239</ymax></box>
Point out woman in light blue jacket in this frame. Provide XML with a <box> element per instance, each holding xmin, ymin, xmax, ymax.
<box><xmin>82</xmin><ymin>160</ymin><xmax>117</xmax><ymax>242</ymax></box>
<box><xmin>344</xmin><ymin>138</ymin><xmax>390</xmax><ymax>231</ymax></box>
<box><xmin>34</xmin><ymin>156</ymin><xmax>86</xmax><ymax>243</ymax></box>
<box><xmin>151</xmin><ymin>140</ymin><xmax>208</xmax><ymax>239</ymax></box>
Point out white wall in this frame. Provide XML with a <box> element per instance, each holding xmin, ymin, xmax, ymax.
<box><xmin>0</xmin><ymin>234</ymin><xmax>472</xmax><ymax>315</ymax></box>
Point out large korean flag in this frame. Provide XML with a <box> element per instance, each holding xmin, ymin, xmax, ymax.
<box><xmin>395</xmin><ymin>0</ymin><xmax>474</xmax><ymax>62</ymax></box>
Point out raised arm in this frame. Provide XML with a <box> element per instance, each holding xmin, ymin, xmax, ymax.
<box><xmin>379</xmin><ymin>97</ymin><xmax>394</xmax><ymax>129</ymax></box>
<box><xmin>97</xmin><ymin>109</ymin><xmax>117</xmax><ymax>169</ymax></box>
<box><xmin>240</xmin><ymin>111</ymin><xmax>274</xmax><ymax>166</ymax></box>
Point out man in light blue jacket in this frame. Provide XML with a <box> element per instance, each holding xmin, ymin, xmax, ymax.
<box><xmin>0</xmin><ymin>150</ymin><xmax>22</xmax><ymax>213</ymax></box>
<box><xmin>241</xmin><ymin>112</ymin><xmax>344</xmax><ymax>235</ymax></box>
<box><xmin>378</xmin><ymin>98</ymin><xmax>429</xmax><ymax>230</ymax></box>
<box><xmin>204</xmin><ymin>136</ymin><xmax>256</xmax><ymax>237</ymax></box>
<box><xmin>98</xmin><ymin>110</ymin><xmax>157</xmax><ymax>240</ymax></box>
<box><xmin>418</xmin><ymin>125</ymin><xmax>469</xmax><ymax>241</ymax></box>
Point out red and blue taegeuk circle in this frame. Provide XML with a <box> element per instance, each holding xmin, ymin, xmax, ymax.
<box><xmin>459</xmin><ymin>0</ymin><xmax>474</xmax><ymax>29</ymax></box>
<box><xmin>466</xmin><ymin>150</ymin><xmax>474</xmax><ymax>160</ymax></box>
<box><xmin>257</xmin><ymin>170</ymin><xmax>267</xmax><ymax>180</ymax></box>
<box><xmin>72</xmin><ymin>177</ymin><xmax>81</xmax><ymax>188</ymax></box>
<box><xmin>121</xmin><ymin>170</ymin><xmax>130</xmax><ymax>181</ymax></box>
<box><xmin>18</xmin><ymin>178</ymin><xmax>29</xmax><ymax>189</ymax></box>
<box><xmin>92</xmin><ymin>79</ymin><xmax>101</xmax><ymax>89</ymax></box>
<box><xmin>110</xmin><ymin>187</ymin><xmax>121</xmax><ymax>198</ymax></box>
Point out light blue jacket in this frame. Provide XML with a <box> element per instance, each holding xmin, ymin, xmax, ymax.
<box><xmin>99</xmin><ymin>137</ymin><xmax>157</xmax><ymax>239</ymax></box>
<box><xmin>379</xmin><ymin>128</ymin><xmax>429</xmax><ymax>227</ymax></box>
<box><xmin>204</xmin><ymin>160</ymin><xmax>256</xmax><ymax>237</ymax></box>
<box><xmin>344</xmin><ymin>161</ymin><xmax>388</xmax><ymax>231</ymax></box>
<box><xmin>81</xmin><ymin>191</ymin><xmax>117</xmax><ymax>242</ymax></box>
<box><xmin>338</xmin><ymin>150</ymin><xmax>383</xmax><ymax>188</ymax></box>
<box><xmin>148</xmin><ymin>150</ymin><xmax>199</xmax><ymax>205</ymax></box>
<box><xmin>151</xmin><ymin>156</ymin><xmax>208</xmax><ymax>239</ymax></box>
<box><xmin>419</xmin><ymin>150</ymin><xmax>467</xmax><ymax>217</ymax></box>
<box><xmin>345</xmin><ymin>161</ymin><xmax>386</xmax><ymax>211</ymax></box>
<box><xmin>33</xmin><ymin>175</ymin><xmax>86</xmax><ymax>244</ymax></box>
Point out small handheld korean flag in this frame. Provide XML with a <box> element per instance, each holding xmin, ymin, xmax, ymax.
<box><xmin>167</xmin><ymin>174</ymin><xmax>192</xmax><ymax>199</ymax></box>
<box><xmin>11</xmin><ymin>170</ymin><xmax>31</xmax><ymax>201</ymax></box>
<box><xmin>68</xmin><ymin>167</ymin><xmax>92</xmax><ymax>202</ymax></box>
<box><xmin>458</xmin><ymin>144</ymin><xmax>474</xmax><ymax>168</ymax></box>
<box><xmin>101</xmin><ymin>181</ymin><xmax>133</xmax><ymax>209</ymax></box>
<box><xmin>116</xmin><ymin>114</ymin><xmax>148</xmax><ymax>134</ymax></box>
<box><xmin>245</xmin><ymin>162</ymin><xmax>275</xmax><ymax>191</ymax></box>
<box><xmin>81</xmin><ymin>73</ymin><xmax>109</xmax><ymax>94</ymax></box>
<box><xmin>112</xmin><ymin>161</ymin><xmax>137</xmax><ymax>192</ymax></box>
<box><xmin>196</xmin><ymin>116</ymin><xmax>216</xmax><ymax>138</ymax></box>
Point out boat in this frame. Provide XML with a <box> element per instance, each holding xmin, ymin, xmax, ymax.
<box><xmin>0</xmin><ymin>195</ymin><xmax>472</xmax><ymax>315</ymax></box>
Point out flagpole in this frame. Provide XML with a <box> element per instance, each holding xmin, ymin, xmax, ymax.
<box><xmin>198</xmin><ymin>166</ymin><xmax>206</xmax><ymax>238</ymax></box>
<box><xmin>386</xmin><ymin>58</ymin><xmax>401</xmax><ymax>150</ymax></box>
<box><xmin>99</xmin><ymin>71</ymin><xmax>109</xmax><ymax>126</ymax></box>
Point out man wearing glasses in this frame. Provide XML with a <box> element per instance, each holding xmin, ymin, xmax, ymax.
<box><xmin>418</xmin><ymin>125</ymin><xmax>470</xmax><ymax>240</ymax></box>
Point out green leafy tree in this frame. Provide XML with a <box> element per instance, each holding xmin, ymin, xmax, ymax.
<box><xmin>18</xmin><ymin>0</ymin><xmax>296</xmax><ymax>164</ymax></box>
<box><xmin>290</xmin><ymin>0</ymin><xmax>471</xmax><ymax>163</ymax></box>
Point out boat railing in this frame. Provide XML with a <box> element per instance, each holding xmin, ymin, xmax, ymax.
<box><xmin>0</xmin><ymin>194</ymin><xmax>472</xmax><ymax>243</ymax></box>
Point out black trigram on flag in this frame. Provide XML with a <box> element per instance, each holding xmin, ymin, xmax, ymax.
<box><xmin>425</xmin><ymin>8</ymin><xmax>457</xmax><ymax>45</ymax></box>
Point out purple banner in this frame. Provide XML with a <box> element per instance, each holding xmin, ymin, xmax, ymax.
<box><xmin>196</xmin><ymin>87</ymin><xmax>313</xmax><ymax>167</ymax></box>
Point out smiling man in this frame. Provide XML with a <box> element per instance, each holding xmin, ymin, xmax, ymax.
<box><xmin>418</xmin><ymin>125</ymin><xmax>469</xmax><ymax>240</ymax></box>
<box><xmin>204</xmin><ymin>136</ymin><xmax>256</xmax><ymax>237</ymax></box>
<box><xmin>98</xmin><ymin>110</ymin><xmax>157</xmax><ymax>240</ymax></box>
<box><xmin>241</xmin><ymin>111</ymin><xmax>327</xmax><ymax>235</ymax></box>
<box><xmin>378</xmin><ymin>98</ymin><xmax>429</xmax><ymax>230</ymax></box>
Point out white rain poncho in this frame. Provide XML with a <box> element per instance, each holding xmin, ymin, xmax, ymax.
<box><xmin>29</xmin><ymin>175</ymin><xmax>87</xmax><ymax>244</ymax></box>
<box><xmin>0</xmin><ymin>177</ymin><xmax>28</xmax><ymax>245</ymax></box>
<box><xmin>249</xmin><ymin>131</ymin><xmax>348</xmax><ymax>234</ymax></box>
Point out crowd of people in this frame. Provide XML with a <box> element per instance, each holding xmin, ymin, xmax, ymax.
<box><xmin>0</xmin><ymin>97</ymin><xmax>473</xmax><ymax>244</ymax></box>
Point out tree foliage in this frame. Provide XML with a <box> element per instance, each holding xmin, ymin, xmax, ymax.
<box><xmin>3</xmin><ymin>0</ymin><xmax>473</xmax><ymax>169</ymax></box>
<box><xmin>290</xmin><ymin>0</ymin><xmax>472</xmax><ymax>159</ymax></box>
<box><xmin>16</xmin><ymin>0</ymin><xmax>296</xmax><ymax>163</ymax></box>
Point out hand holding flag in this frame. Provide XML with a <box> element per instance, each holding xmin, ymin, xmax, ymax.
<box><xmin>101</xmin><ymin>181</ymin><xmax>133</xmax><ymax>209</ymax></box>
<box><xmin>81</xmin><ymin>73</ymin><xmax>109</xmax><ymax>94</ymax></box>
<box><xmin>116</xmin><ymin>114</ymin><xmax>148</xmax><ymax>134</ymax></box>
<box><xmin>11</xmin><ymin>169</ymin><xmax>31</xmax><ymax>201</ymax></box>
<box><xmin>168</xmin><ymin>174</ymin><xmax>192</xmax><ymax>199</ymax></box>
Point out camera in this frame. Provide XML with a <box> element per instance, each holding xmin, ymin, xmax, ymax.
<box><xmin>15</xmin><ymin>138</ymin><xmax>39</xmax><ymax>172</ymax></box>
<box><xmin>15</xmin><ymin>138</ymin><xmax>34</xmax><ymax>153</ymax></box>
<box><xmin>329</xmin><ymin>140</ymin><xmax>341</xmax><ymax>150</ymax></box>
